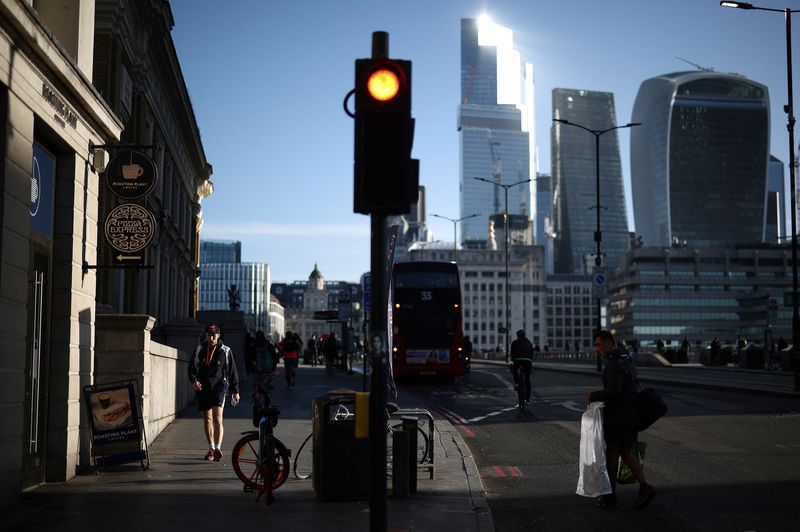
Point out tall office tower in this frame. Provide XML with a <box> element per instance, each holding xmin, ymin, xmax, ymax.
<box><xmin>534</xmin><ymin>173</ymin><xmax>552</xmax><ymax>246</ymax></box>
<box><xmin>459</xmin><ymin>16</ymin><xmax>535</xmax><ymax>246</ymax></box>
<box><xmin>535</xmin><ymin>173</ymin><xmax>555</xmax><ymax>273</ymax></box>
<box><xmin>631</xmin><ymin>71</ymin><xmax>769</xmax><ymax>248</ymax></box>
<box><xmin>766</xmin><ymin>155</ymin><xmax>787</xmax><ymax>243</ymax></box>
<box><xmin>389</xmin><ymin>186</ymin><xmax>432</xmax><ymax>262</ymax></box>
<box><xmin>200</xmin><ymin>239</ymin><xmax>241</xmax><ymax>263</ymax></box>
<box><xmin>552</xmin><ymin>88</ymin><xmax>629</xmax><ymax>274</ymax></box>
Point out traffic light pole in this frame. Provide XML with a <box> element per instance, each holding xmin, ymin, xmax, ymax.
<box><xmin>369</xmin><ymin>213</ymin><xmax>388</xmax><ymax>532</ymax></box>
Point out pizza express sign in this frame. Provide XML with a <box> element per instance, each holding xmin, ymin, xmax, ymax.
<box><xmin>104</xmin><ymin>204</ymin><xmax>156</xmax><ymax>258</ymax></box>
<box><xmin>103</xmin><ymin>149</ymin><xmax>158</xmax><ymax>264</ymax></box>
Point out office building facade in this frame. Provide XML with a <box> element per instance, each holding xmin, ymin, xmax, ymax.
<box><xmin>198</xmin><ymin>240</ymin><xmax>271</xmax><ymax>333</ymax></box>
<box><xmin>552</xmin><ymin>88</ymin><xmax>630</xmax><ymax>274</ymax></box>
<box><xmin>608</xmin><ymin>245</ymin><xmax>790</xmax><ymax>350</ymax></box>
<box><xmin>272</xmin><ymin>265</ymin><xmax>364</xmax><ymax>349</ymax></box>
<box><xmin>459</xmin><ymin>16</ymin><xmax>535</xmax><ymax>246</ymax></box>
<box><xmin>201</xmin><ymin>239</ymin><xmax>241</xmax><ymax>264</ymax></box>
<box><xmin>766</xmin><ymin>155</ymin><xmax>786</xmax><ymax>244</ymax></box>
<box><xmin>93</xmin><ymin>0</ymin><xmax>213</xmax><ymax>325</ymax></box>
<box><xmin>544</xmin><ymin>274</ymin><xmax>596</xmax><ymax>352</ymax></box>
<box><xmin>630</xmin><ymin>72</ymin><xmax>770</xmax><ymax>248</ymax></box>
<box><xmin>535</xmin><ymin>172</ymin><xmax>554</xmax><ymax>273</ymax></box>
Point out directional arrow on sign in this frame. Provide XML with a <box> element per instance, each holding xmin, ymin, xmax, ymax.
<box><xmin>116</xmin><ymin>254</ymin><xmax>143</xmax><ymax>261</ymax></box>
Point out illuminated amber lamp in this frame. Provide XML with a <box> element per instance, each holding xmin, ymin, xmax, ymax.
<box><xmin>367</xmin><ymin>68</ymin><xmax>400</xmax><ymax>101</ymax></box>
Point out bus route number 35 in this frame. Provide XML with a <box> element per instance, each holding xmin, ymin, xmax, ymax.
<box><xmin>420</xmin><ymin>290</ymin><xmax>432</xmax><ymax>301</ymax></box>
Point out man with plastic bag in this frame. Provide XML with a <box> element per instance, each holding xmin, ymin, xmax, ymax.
<box><xmin>584</xmin><ymin>330</ymin><xmax>655</xmax><ymax>510</ymax></box>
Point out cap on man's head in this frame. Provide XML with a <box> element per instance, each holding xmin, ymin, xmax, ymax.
<box><xmin>205</xmin><ymin>323</ymin><xmax>220</xmax><ymax>335</ymax></box>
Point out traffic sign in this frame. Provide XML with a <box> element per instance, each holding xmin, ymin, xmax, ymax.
<box><xmin>361</xmin><ymin>273</ymin><xmax>371</xmax><ymax>314</ymax></box>
<box><xmin>592</xmin><ymin>267</ymin><xmax>607</xmax><ymax>299</ymax></box>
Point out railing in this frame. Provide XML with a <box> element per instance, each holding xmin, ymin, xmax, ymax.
<box><xmin>388</xmin><ymin>408</ymin><xmax>435</xmax><ymax>479</ymax></box>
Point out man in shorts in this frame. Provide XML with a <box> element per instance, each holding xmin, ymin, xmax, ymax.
<box><xmin>188</xmin><ymin>323</ymin><xmax>240</xmax><ymax>461</ymax></box>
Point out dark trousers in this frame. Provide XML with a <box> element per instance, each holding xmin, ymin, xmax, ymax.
<box><xmin>513</xmin><ymin>360</ymin><xmax>532</xmax><ymax>401</ymax></box>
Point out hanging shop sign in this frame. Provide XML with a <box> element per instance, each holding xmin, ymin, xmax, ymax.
<box><xmin>104</xmin><ymin>203</ymin><xmax>156</xmax><ymax>264</ymax></box>
<box><xmin>105</xmin><ymin>150</ymin><xmax>157</xmax><ymax>200</ymax></box>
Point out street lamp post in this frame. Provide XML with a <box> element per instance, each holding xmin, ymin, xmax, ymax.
<box><xmin>474</xmin><ymin>177</ymin><xmax>532</xmax><ymax>363</ymax></box>
<box><xmin>552</xmin><ymin>118</ymin><xmax>640</xmax><ymax>371</ymax></box>
<box><xmin>720</xmin><ymin>0</ymin><xmax>800</xmax><ymax>390</ymax></box>
<box><xmin>430</xmin><ymin>213</ymin><xmax>480</xmax><ymax>262</ymax></box>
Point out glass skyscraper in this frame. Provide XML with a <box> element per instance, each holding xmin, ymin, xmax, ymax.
<box><xmin>198</xmin><ymin>240</ymin><xmax>271</xmax><ymax>333</ymax></box>
<box><xmin>552</xmin><ymin>88</ymin><xmax>629</xmax><ymax>274</ymax></box>
<box><xmin>200</xmin><ymin>239</ymin><xmax>241</xmax><ymax>264</ymax></box>
<box><xmin>630</xmin><ymin>72</ymin><xmax>769</xmax><ymax>248</ymax></box>
<box><xmin>766</xmin><ymin>155</ymin><xmax>786</xmax><ymax>243</ymax></box>
<box><xmin>459</xmin><ymin>16</ymin><xmax>535</xmax><ymax>246</ymax></box>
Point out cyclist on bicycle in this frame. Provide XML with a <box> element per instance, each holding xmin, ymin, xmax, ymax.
<box><xmin>510</xmin><ymin>329</ymin><xmax>534</xmax><ymax>405</ymax></box>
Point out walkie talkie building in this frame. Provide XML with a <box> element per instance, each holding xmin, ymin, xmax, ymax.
<box><xmin>630</xmin><ymin>72</ymin><xmax>770</xmax><ymax>248</ymax></box>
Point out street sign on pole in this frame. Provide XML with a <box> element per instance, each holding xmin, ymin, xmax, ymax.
<box><xmin>592</xmin><ymin>267</ymin><xmax>607</xmax><ymax>299</ymax></box>
<box><xmin>361</xmin><ymin>273</ymin><xmax>371</xmax><ymax>314</ymax></box>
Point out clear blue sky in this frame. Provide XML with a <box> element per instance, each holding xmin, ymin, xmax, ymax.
<box><xmin>171</xmin><ymin>0</ymin><xmax>795</xmax><ymax>283</ymax></box>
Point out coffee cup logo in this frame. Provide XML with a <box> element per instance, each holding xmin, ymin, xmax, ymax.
<box><xmin>106</xmin><ymin>150</ymin><xmax>157</xmax><ymax>199</ymax></box>
<box><xmin>98</xmin><ymin>392</ymin><xmax>113</xmax><ymax>409</ymax></box>
<box><xmin>122</xmin><ymin>164</ymin><xmax>144</xmax><ymax>180</ymax></box>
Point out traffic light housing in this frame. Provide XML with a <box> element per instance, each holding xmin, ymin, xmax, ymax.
<box><xmin>353</xmin><ymin>58</ymin><xmax>419</xmax><ymax>214</ymax></box>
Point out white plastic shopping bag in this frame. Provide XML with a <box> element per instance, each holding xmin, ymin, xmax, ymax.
<box><xmin>575</xmin><ymin>402</ymin><xmax>612</xmax><ymax>497</ymax></box>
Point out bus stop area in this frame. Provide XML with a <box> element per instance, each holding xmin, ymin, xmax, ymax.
<box><xmin>3</xmin><ymin>366</ymin><xmax>494</xmax><ymax>532</ymax></box>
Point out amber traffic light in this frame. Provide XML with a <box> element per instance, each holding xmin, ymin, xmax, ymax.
<box><xmin>353</xmin><ymin>58</ymin><xmax>418</xmax><ymax>215</ymax></box>
<box><xmin>367</xmin><ymin>69</ymin><xmax>400</xmax><ymax>102</ymax></box>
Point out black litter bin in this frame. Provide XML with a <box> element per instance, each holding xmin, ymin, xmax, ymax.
<box><xmin>312</xmin><ymin>390</ymin><xmax>369</xmax><ymax>501</ymax></box>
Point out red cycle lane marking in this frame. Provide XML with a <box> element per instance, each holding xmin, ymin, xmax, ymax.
<box><xmin>506</xmin><ymin>466</ymin><xmax>521</xmax><ymax>478</ymax></box>
<box><xmin>458</xmin><ymin>424</ymin><xmax>475</xmax><ymax>437</ymax></box>
<box><xmin>493</xmin><ymin>465</ymin><xmax>506</xmax><ymax>477</ymax></box>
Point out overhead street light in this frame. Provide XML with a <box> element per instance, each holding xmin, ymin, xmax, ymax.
<box><xmin>552</xmin><ymin>118</ymin><xmax>640</xmax><ymax>371</ymax></box>
<box><xmin>430</xmin><ymin>212</ymin><xmax>480</xmax><ymax>262</ymax></box>
<box><xmin>474</xmin><ymin>176</ymin><xmax>532</xmax><ymax>363</ymax></box>
<box><xmin>720</xmin><ymin>1</ymin><xmax>800</xmax><ymax>391</ymax></box>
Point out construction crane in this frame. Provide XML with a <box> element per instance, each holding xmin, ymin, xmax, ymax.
<box><xmin>489</xmin><ymin>137</ymin><xmax>501</xmax><ymax>214</ymax></box>
<box><xmin>675</xmin><ymin>56</ymin><xmax>715</xmax><ymax>72</ymax></box>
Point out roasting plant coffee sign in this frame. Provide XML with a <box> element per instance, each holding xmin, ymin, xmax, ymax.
<box><xmin>105</xmin><ymin>150</ymin><xmax>157</xmax><ymax>199</ymax></box>
<box><xmin>83</xmin><ymin>382</ymin><xmax>141</xmax><ymax>445</ymax></box>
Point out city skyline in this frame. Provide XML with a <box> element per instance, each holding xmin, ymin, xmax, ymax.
<box><xmin>170</xmin><ymin>0</ymin><xmax>796</xmax><ymax>282</ymax></box>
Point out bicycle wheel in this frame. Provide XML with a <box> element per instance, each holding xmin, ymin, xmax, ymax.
<box><xmin>232</xmin><ymin>433</ymin><xmax>290</xmax><ymax>490</ymax></box>
<box><xmin>517</xmin><ymin>373</ymin><xmax>526</xmax><ymax>412</ymax></box>
<box><xmin>293</xmin><ymin>433</ymin><xmax>313</xmax><ymax>480</ymax></box>
<box><xmin>388</xmin><ymin>424</ymin><xmax>430</xmax><ymax>464</ymax></box>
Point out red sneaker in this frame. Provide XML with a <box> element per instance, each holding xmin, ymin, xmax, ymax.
<box><xmin>204</xmin><ymin>449</ymin><xmax>215</xmax><ymax>461</ymax></box>
<box><xmin>213</xmin><ymin>448</ymin><xmax>223</xmax><ymax>462</ymax></box>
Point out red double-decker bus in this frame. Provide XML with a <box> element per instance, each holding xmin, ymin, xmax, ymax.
<box><xmin>390</xmin><ymin>261</ymin><xmax>466</xmax><ymax>382</ymax></box>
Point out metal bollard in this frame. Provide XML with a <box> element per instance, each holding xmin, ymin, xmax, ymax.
<box><xmin>392</xmin><ymin>429</ymin><xmax>409</xmax><ymax>498</ymax></box>
<box><xmin>402</xmin><ymin>416</ymin><xmax>418</xmax><ymax>493</ymax></box>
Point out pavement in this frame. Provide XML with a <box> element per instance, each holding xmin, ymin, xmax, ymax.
<box><xmin>3</xmin><ymin>365</ymin><xmax>493</xmax><ymax>532</ymax></box>
<box><xmin>4</xmin><ymin>357</ymin><xmax>797</xmax><ymax>532</ymax></box>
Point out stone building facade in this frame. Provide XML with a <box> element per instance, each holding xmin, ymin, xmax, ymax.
<box><xmin>1</xmin><ymin>0</ymin><xmax>122</xmax><ymax>503</ymax></box>
<box><xmin>92</xmin><ymin>0</ymin><xmax>212</xmax><ymax>327</ymax></box>
<box><xmin>0</xmin><ymin>0</ymin><xmax>210</xmax><ymax>508</ymax></box>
